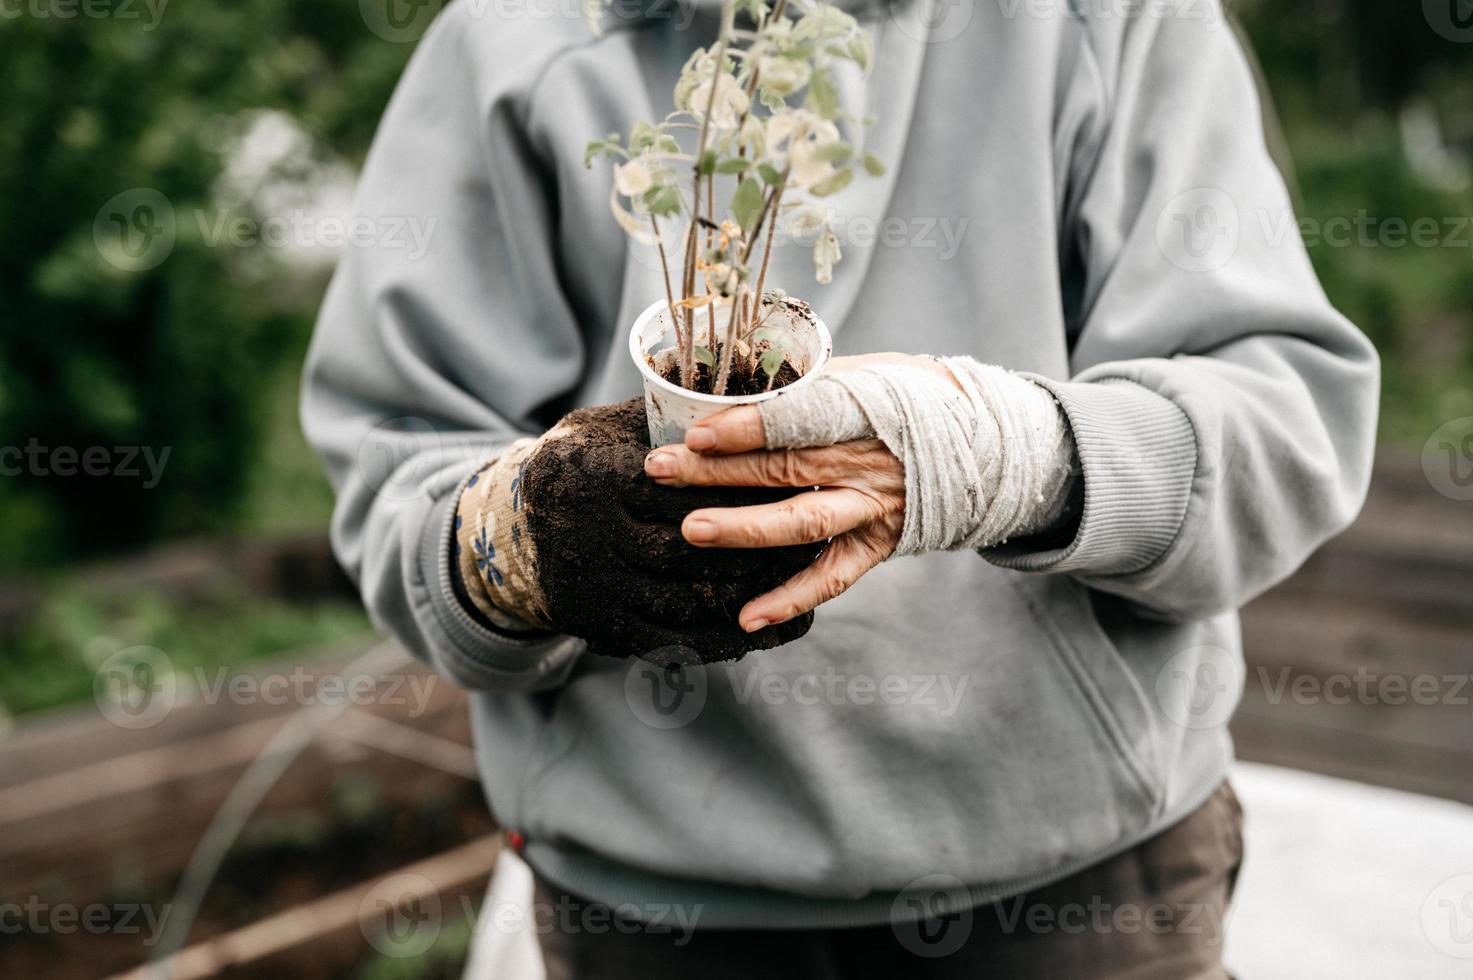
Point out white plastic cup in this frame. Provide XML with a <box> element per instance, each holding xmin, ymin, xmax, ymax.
<box><xmin>628</xmin><ymin>298</ymin><xmax>833</xmax><ymax>447</ymax></box>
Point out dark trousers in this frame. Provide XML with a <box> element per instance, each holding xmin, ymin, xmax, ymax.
<box><xmin>534</xmin><ymin>781</ymin><xmax>1244</xmax><ymax>979</ymax></box>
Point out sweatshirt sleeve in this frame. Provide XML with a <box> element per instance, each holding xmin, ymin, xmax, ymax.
<box><xmin>985</xmin><ymin>6</ymin><xmax>1380</xmax><ymax>621</ymax></box>
<box><xmin>301</xmin><ymin>11</ymin><xmax>585</xmax><ymax>691</ymax></box>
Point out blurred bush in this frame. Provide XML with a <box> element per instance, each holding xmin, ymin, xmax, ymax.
<box><xmin>1237</xmin><ymin>0</ymin><xmax>1473</xmax><ymax>442</ymax></box>
<box><xmin>0</xmin><ymin>0</ymin><xmax>411</xmax><ymax>570</ymax></box>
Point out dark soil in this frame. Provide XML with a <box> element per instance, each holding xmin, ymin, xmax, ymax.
<box><xmin>523</xmin><ymin>399</ymin><xmax>823</xmax><ymax>667</ymax></box>
<box><xmin>659</xmin><ymin>347</ymin><xmax>804</xmax><ymax>396</ymax></box>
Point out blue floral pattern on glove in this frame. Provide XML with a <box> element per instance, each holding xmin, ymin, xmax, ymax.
<box><xmin>472</xmin><ymin>526</ymin><xmax>503</xmax><ymax>586</ymax></box>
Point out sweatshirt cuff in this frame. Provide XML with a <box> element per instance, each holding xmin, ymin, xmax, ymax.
<box><xmin>415</xmin><ymin>480</ymin><xmax>582</xmax><ymax>691</ymax></box>
<box><xmin>984</xmin><ymin>377</ymin><xmax>1197</xmax><ymax>577</ymax></box>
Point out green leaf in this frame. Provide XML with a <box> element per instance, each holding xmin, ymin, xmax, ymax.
<box><xmin>694</xmin><ymin>345</ymin><xmax>716</xmax><ymax>368</ymax></box>
<box><xmin>731</xmin><ymin>176</ymin><xmax>766</xmax><ymax>233</ymax></box>
<box><xmin>760</xmin><ymin>348</ymin><xmax>787</xmax><ymax>377</ymax></box>
<box><xmin>698</xmin><ymin>149</ymin><xmax>718</xmax><ymax>177</ymax></box>
<box><xmin>848</xmin><ymin>34</ymin><xmax>873</xmax><ymax>72</ymax></box>
<box><xmin>584</xmin><ymin>133</ymin><xmax>627</xmax><ymax>167</ymax></box>
<box><xmin>644</xmin><ymin>184</ymin><xmax>683</xmax><ymax>217</ymax></box>
<box><xmin>757</xmin><ymin>162</ymin><xmax>784</xmax><ymax>186</ymax></box>
<box><xmin>812</xmin><ymin>142</ymin><xmax>853</xmax><ymax>164</ymax></box>
<box><xmin>808</xmin><ymin>167</ymin><xmax>853</xmax><ymax>197</ymax></box>
<box><xmin>630</xmin><ymin>120</ymin><xmax>665</xmax><ymax>152</ymax></box>
<box><xmin>750</xmin><ymin>326</ymin><xmax>798</xmax><ymax>352</ymax></box>
<box><xmin>716</xmin><ymin>158</ymin><xmax>752</xmax><ymax>174</ymax></box>
<box><xmin>861</xmin><ymin>152</ymin><xmax>886</xmax><ymax>177</ymax></box>
<box><xmin>806</xmin><ymin>67</ymin><xmax>838</xmax><ymax>119</ymax></box>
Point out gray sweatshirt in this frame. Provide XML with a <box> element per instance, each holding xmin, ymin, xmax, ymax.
<box><xmin>302</xmin><ymin>0</ymin><xmax>1378</xmax><ymax>926</ymax></box>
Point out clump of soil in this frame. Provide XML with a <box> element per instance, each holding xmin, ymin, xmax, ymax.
<box><xmin>523</xmin><ymin>399</ymin><xmax>823</xmax><ymax>667</ymax></box>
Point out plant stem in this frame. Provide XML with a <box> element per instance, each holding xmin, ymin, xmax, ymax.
<box><xmin>704</xmin><ymin>173</ymin><xmax>717</xmax><ymax>381</ymax></box>
<box><xmin>680</xmin><ymin>216</ymin><xmax>699</xmax><ymax>384</ymax></box>
<box><xmin>650</xmin><ymin>215</ymin><xmax>690</xmax><ymax>388</ymax></box>
<box><xmin>682</xmin><ymin>0</ymin><xmax>735</xmax><ymax>392</ymax></box>
<box><xmin>739</xmin><ymin>160</ymin><xmax>790</xmax><ymax>360</ymax></box>
<box><xmin>740</xmin><ymin>159</ymin><xmax>789</xmax><ymax>266</ymax></box>
<box><xmin>750</xmin><ymin>180</ymin><xmax>783</xmax><ymax>327</ymax></box>
<box><xmin>713</xmin><ymin>285</ymin><xmax>745</xmax><ymax>396</ymax></box>
<box><xmin>734</xmin><ymin>0</ymin><xmax>786</xmax><ymax>146</ymax></box>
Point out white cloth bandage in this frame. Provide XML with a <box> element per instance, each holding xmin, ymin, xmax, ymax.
<box><xmin>758</xmin><ymin>357</ymin><xmax>1077</xmax><ymax>555</ymax></box>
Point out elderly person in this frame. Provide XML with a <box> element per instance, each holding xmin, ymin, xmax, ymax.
<box><xmin>303</xmin><ymin>0</ymin><xmax>1378</xmax><ymax>974</ymax></box>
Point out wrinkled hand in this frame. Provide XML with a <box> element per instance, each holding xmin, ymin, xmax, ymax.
<box><xmin>642</xmin><ymin>354</ymin><xmax>960</xmax><ymax>633</ymax></box>
<box><xmin>457</xmin><ymin>398</ymin><xmax>823</xmax><ymax>665</ymax></box>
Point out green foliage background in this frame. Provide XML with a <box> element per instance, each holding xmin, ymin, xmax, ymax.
<box><xmin>0</xmin><ymin>0</ymin><xmax>1469</xmax><ymax>572</ymax></box>
<box><xmin>1237</xmin><ymin>0</ymin><xmax>1473</xmax><ymax>444</ymax></box>
<box><xmin>0</xmin><ymin>0</ymin><xmax>413</xmax><ymax>570</ymax></box>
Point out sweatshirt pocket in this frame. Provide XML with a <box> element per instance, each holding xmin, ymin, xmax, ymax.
<box><xmin>1003</xmin><ymin>571</ymin><xmax>1166</xmax><ymax>820</ymax></box>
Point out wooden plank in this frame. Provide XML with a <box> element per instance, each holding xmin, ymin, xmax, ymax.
<box><xmin>1270</xmin><ymin>546</ymin><xmax>1473</xmax><ymax>624</ymax></box>
<box><xmin>1231</xmin><ymin>704</ymin><xmax>1473</xmax><ymax>806</ymax></box>
<box><xmin>0</xmin><ymin>636</ymin><xmax>385</xmax><ymax>790</ymax></box>
<box><xmin>0</xmin><ymin>653</ymin><xmax>461</xmax><ymax>819</ymax></box>
<box><xmin>1236</xmin><ymin>581</ymin><xmax>1473</xmax><ymax>806</ymax></box>
<box><xmin>0</xmin><ymin>706</ymin><xmax>475</xmax><ymax>904</ymax></box>
<box><xmin>105</xmin><ymin>835</ymin><xmax>501</xmax><ymax>980</ymax></box>
<box><xmin>0</xmin><ymin>639</ymin><xmax>475</xmax><ymax>904</ymax></box>
<box><xmin>1241</xmin><ymin>592</ymin><xmax>1472</xmax><ymax>678</ymax></box>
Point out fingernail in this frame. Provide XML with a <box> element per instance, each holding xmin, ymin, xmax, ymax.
<box><xmin>686</xmin><ymin>428</ymin><xmax>717</xmax><ymax>452</ymax></box>
<box><xmin>744</xmin><ymin>618</ymin><xmax>770</xmax><ymax>633</ymax></box>
<box><xmin>644</xmin><ymin>450</ymin><xmax>674</xmax><ymax>477</ymax></box>
<box><xmin>683</xmin><ymin>518</ymin><xmax>717</xmax><ymax>543</ymax></box>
